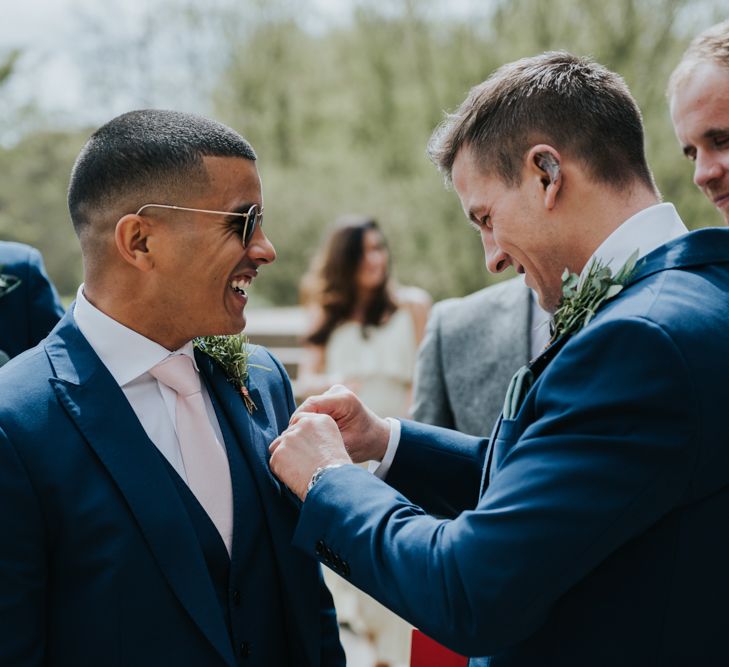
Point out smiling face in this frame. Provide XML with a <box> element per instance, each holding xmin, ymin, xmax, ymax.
<box><xmin>451</xmin><ymin>146</ymin><xmax>568</xmax><ymax>312</ymax></box>
<box><xmin>147</xmin><ymin>155</ymin><xmax>276</xmax><ymax>347</ymax></box>
<box><xmin>671</xmin><ymin>61</ymin><xmax>729</xmax><ymax>224</ymax></box>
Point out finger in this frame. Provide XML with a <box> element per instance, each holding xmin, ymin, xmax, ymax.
<box><xmin>289</xmin><ymin>410</ymin><xmax>326</xmax><ymax>427</ymax></box>
<box><xmin>293</xmin><ymin>390</ymin><xmax>353</xmax><ymax>421</ymax></box>
<box><xmin>269</xmin><ymin>435</ymin><xmax>283</xmax><ymax>453</ymax></box>
<box><xmin>323</xmin><ymin>383</ymin><xmax>351</xmax><ymax>396</ymax></box>
<box><xmin>288</xmin><ymin>410</ymin><xmax>308</xmax><ymax>426</ymax></box>
<box><xmin>291</xmin><ymin>398</ymin><xmax>321</xmax><ymax>420</ymax></box>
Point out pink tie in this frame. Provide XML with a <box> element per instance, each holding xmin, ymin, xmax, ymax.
<box><xmin>150</xmin><ymin>355</ymin><xmax>233</xmax><ymax>555</ymax></box>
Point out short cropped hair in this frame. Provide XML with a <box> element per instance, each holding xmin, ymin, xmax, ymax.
<box><xmin>668</xmin><ymin>20</ymin><xmax>729</xmax><ymax>98</ymax></box>
<box><xmin>428</xmin><ymin>51</ymin><xmax>655</xmax><ymax>191</ymax></box>
<box><xmin>67</xmin><ymin>109</ymin><xmax>256</xmax><ymax>235</ymax></box>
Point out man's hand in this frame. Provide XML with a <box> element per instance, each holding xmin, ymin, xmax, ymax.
<box><xmin>269</xmin><ymin>412</ymin><xmax>352</xmax><ymax>500</ymax></box>
<box><xmin>293</xmin><ymin>385</ymin><xmax>391</xmax><ymax>464</ymax></box>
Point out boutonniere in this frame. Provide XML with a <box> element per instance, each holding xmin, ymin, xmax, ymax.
<box><xmin>550</xmin><ymin>249</ymin><xmax>639</xmax><ymax>343</ymax></box>
<box><xmin>193</xmin><ymin>334</ymin><xmax>270</xmax><ymax>414</ymax></box>
<box><xmin>504</xmin><ymin>250</ymin><xmax>639</xmax><ymax>420</ymax></box>
<box><xmin>0</xmin><ymin>267</ymin><xmax>21</xmax><ymax>299</ymax></box>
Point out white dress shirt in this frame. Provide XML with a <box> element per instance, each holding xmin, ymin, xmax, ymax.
<box><xmin>373</xmin><ymin>202</ymin><xmax>689</xmax><ymax>479</ymax></box>
<box><xmin>580</xmin><ymin>203</ymin><xmax>688</xmax><ymax>280</ymax></box>
<box><xmin>73</xmin><ymin>286</ymin><xmax>227</xmax><ymax>483</ymax></box>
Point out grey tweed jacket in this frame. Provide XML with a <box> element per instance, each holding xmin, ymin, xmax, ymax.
<box><xmin>410</xmin><ymin>277</ymin><xmax>533</xmax><ymax>437</ymax></box>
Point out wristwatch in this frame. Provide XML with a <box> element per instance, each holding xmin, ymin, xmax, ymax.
<box><xmin>307</xmin><ymin>464</ymin><xmax>344</xmax><ymax>493</ymax></box>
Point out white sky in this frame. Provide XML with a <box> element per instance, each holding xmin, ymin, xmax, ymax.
<box><xmin>0</xmin><ymin>0</ymin><xmax>483</xmax><ymax>134</ymax></box>
<box><xmin>1</xmin><ymin>0</ymin><xmax>722</xmax><ymax>138</ymax></box>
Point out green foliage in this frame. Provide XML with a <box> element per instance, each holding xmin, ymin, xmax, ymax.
<box><xmin>1</xmin><ymin>0</ymin><xmax>725</xmax><ymax>304</ymax></box>
<box><xmin>193</xmin><ymin>334</ymin><xmax>271</xmax><ymax>412</ymax></box>
<box><xmin>0</xmin><ymin>49</ymin><xmax>21</xmax><ymax>88</ymax></box>
<box><xmin>552</xmin><ymin>250</ymin><xmax>639</xmax><ymax>341</ymax></box>
<box><xmin>0</xmin><ymin>129</ymin><xmax>87</xmax><ymax>297</ymax></box>
<box><xmin>212</xmin><ymin>0</ymin><xmax>720</xmax><ymax>305</ymax></box>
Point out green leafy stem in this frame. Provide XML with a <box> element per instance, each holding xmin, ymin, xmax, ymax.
<box><xmin>193</xmin><ymin>334</ymin><xmax>270</xmax><ymax>413</ymax></box>
<box><xmin>551</xmin><ymin>250</ymin><xmax>638</xmax><ymax>342</ymax></box>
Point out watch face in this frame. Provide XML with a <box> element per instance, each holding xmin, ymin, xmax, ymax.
<box><xmin>308</xmin><ymin>464</ymin><xmax>343</xmax><ymax>492</ymax></box>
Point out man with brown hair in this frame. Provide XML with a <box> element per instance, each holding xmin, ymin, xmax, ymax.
<box><xmin>270</xmin><ymin>52</ymin><xmax>729</xmax><ymax>666</ymax></box>
<box><xmin>669</xmin><ymin>20</ymin><xmax>729</xmax><ymax>224</ymax></box>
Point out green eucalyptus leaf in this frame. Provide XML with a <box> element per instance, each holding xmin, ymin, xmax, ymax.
<box><xmin>550</xmin><ymin>250</ymin><xmax>638</xmax><ymax>344</ymax></box>
<box><xmin>605</xmin><ymin>284</ymin><xmax>623</xmax><ymax>299</ymax></box>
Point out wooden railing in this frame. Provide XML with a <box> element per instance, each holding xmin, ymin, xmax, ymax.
<box><xmin>244</xmin><ymin>306</ymin><xmax>307</xmax><ymax>382</ymax></box>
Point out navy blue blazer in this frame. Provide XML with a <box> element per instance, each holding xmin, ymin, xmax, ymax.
<box><xmin>294</xmin><ymin>227</ymin><xmax>729</xmax><ymax>666</ymax></box>
<box><xmin>0</xmin><ymin>311</ymin><xmax>343</xmax><ymax>666</ymax></box>
<box><xmin>0</xmin><ymin>241</ymin><xmax>64</xmax><ymax>360</ymax></box>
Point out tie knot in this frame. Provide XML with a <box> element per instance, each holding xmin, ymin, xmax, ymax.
<box><xmin>150</xmin><ymin>354</ymin><xmax>201</xmax><ymax>397</ymax></box>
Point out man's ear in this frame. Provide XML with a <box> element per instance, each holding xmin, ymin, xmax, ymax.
<box><xmin>526</xmin><ymin>144</ymin><xmax>562</xmax><ymax>210</ymax></box>
<box><xmin>114</xmin><ymin>214</ymin><xmax>154</xmax><ymax>271</ymax></box>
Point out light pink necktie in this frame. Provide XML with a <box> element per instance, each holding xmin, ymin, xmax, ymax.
<box><xmin>150</xmin><ymin>355</ymin><xmax>233</xmax><ymax>555</ymax></box>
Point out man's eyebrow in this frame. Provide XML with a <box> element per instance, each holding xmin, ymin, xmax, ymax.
<box><xmin>703</xmin><ymin>127</ymin><xmax>729</xmax><ymax>140</ymax></box>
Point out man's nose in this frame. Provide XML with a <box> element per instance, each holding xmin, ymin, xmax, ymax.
<box><xmin>694</xmin><ymin>151</ymin><xmax>724</xmax><ymax>189</ymax></box>
<box><xmin>248</xmin><ymin>227</ymin><xmax>277</xmax><ymax>265</ymax></box>
<box><xmin>483</xmin><ymin>237</ymin><xmax>509</xmax><ymax>274</ymax></box>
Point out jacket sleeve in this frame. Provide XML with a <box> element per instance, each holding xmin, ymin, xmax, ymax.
<box><xmin>386</xmin><ymin>419</ymin><xmax>487</xmax><ymax>517</ymax></box>
<box><xmin>410</xmin><ymin>303</ymin><xmax>456</xmax><ymax>428</ymax></box>
<box><xmin>292</xmin><ymin>317</ymin><xmax>696</xmax><ymax>657</ymax></box>
<box><xmin>25</xmin><ymin>247</ymin><xmax>65</xmax><ymax>346</ymax></box>
<box><xmin>0</xmin><ymin>425</ymin><xmax>46</xmax><ymax>666</ymax></box>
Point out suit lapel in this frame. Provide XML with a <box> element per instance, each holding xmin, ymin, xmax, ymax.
<box><xmin>479</xmin><ymin>334</ymin><xmax>572</xmax><ymax>495</ymax></box>
<box><xmin>480</xmin><ymin>228</ymin><xmax>729</xmax><ymax>496</ymax></box>
<box><xmin>479</xmin><ymin>413</ymin><xmax>503</xmax><ymax>496</ymax></box>
<box><xmin>46</xmin><ymin>315</ymin><xmax>236</xmax><ymax>667</ymax></box>
<box><xmin>198</xmin><ymin>351</ymin><xmax>319</xmax><ymax>666</ymax></box>
<box><xmin>626</xmin><ymin>226</ymin><xmax>729</xmax><ymax>287</ymax></box>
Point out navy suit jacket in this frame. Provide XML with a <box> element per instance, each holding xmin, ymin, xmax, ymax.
<box><xmin>294</xmin><ymin>227</ymin><xmax>729</xmax><ymax>666</ymax></box>
<box><xmin>0</xmin><ymin>311</ymin><xmax>343</xmax><ymax>666</ymax></box>
<box><xmin>0</xmin><ymin>241</ymin><xmax>64</xmax><ymax>360</ymax></box>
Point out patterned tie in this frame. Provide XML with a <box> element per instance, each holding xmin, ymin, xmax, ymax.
<box><xmin>150</xmin><ymin>354</ymin><xmax>233</xmax><ymax>555</ymax></box>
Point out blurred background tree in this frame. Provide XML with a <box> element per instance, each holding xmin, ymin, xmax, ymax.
<box><xmin>1</xmin><ymin>0</ymin><xmax>726</xmax><ymax>303</ymax></box>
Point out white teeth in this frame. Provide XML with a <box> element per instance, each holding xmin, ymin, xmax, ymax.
<box><xmin>230</xmin><ymin>279</ymin><xmax>248</xmax><ymax>296</ymax></box>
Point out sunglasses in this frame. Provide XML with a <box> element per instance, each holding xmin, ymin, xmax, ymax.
<box><xmin>135</xmin><ymin>202</ymin><xmax>264</xmax><ymax>248</ymax></box>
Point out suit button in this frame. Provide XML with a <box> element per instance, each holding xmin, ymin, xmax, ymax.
<box><xmin>342</xmin><ymin>562</ymin><xmax>351</xmax><ymax>576</ymax></box>
<box><xmin>315</xmin><ymin>540</ymin><xmax>326</xmax><ymax>556</ymax></box>
<box><xmin>240</xmin><ymin>641</ymin><xmax>251</xmax><ymax>658</ymax></box>
<box><xmin>231</xmin><ymin>589</ymin><xmax>241</xmax><ymax>606</ymax></box>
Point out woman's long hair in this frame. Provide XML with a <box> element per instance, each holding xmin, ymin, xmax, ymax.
<box><xmin>301</xmin><ymin>215</ymin><xmax>397</xmax><ymax>346</ymax></box>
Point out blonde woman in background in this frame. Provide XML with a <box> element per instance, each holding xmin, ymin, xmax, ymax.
<box><xmin>298</xmin><ymin>215</ymin><xmax>430</xmax><ymax>667</ymax></box>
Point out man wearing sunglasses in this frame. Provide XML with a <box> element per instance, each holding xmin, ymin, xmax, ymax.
<box><xmin>0</xmin><ymin>109</ymin><xmax>344</xmax><ymax>667</ymax></box>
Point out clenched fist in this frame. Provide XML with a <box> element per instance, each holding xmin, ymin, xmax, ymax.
<box><xmin>269</xmin><ymin>386</ymin><xmax>391</xmax><ymax>500</ymax></box>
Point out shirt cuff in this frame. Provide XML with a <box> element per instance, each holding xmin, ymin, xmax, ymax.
<box><xmin>367</xmin><ymin>417</ymin><xmax>401</xmax><ymax>479</ymax></box>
